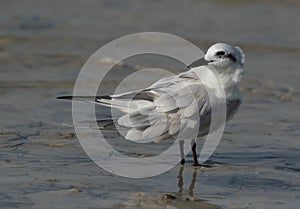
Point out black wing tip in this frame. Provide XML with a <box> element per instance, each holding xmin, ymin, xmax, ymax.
<box><xmin>57</xmin><ymin>95</ymin><xmax>74</xmax><ymax>100</ymax></box>
<box><xmin>56</xmin><ymin>95</ymin><xmax>112</xmax><ymax>101</ymax></box>
<box><xmin>100</xmin><ymin>95</ymin><xmax>111</xmax><ymax>100</ymax></box>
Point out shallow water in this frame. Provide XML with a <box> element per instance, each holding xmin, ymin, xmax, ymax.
<box><xmin>1</xmin><ymin>1</ymin><xmax>300</xmax><ymax>209</ymax></box>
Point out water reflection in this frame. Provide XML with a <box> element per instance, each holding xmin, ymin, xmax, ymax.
<box><xmin>102</xmin><ymin>166</ymin><xmax>221</xmax><ymax>209</ymax></box>
<box><xmin>177</xmin><ymin>165</ymin><xmax>197</xmax><ymax>199</ymax></box>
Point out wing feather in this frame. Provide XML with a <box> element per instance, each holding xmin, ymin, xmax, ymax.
<box><xmin>58</xmin><ymin>68</ymin><xmax>213</xmax><ymax>142</ymax></box>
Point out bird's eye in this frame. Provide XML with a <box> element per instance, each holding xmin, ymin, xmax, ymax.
<box><xmin>216</xmin><ymin>51</ymin><xmax>225</xmax><ymax>56</ymax></box>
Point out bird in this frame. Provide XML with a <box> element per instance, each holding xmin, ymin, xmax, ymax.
<box><xmin>57</xmin><ymin>43</ymin><xmax>245</xmax><ymax>166</ymax></box>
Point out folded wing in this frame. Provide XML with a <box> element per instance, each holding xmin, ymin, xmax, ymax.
<box><xmin>58</xmin><ymin>69</ymin><xmax>211</xmax><ymax>142</ymax></box>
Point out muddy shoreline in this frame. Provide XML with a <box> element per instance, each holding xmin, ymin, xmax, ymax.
<box><xmin>1</xmin><ymin>1</ymin><xmax>300</xmax><ymax>208</ymax></box>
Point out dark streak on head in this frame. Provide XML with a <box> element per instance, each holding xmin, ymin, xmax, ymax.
<box><xmin>227</xmin><ymin>54</ymin><xmax>237</xmax><ymax>63</ymax></box>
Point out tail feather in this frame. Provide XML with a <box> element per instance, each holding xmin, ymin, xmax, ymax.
<box><xmin>57</xmin><ymin>95</ymin><xmax>111</xmax><ymax>102</ymax></box>
<box><xmin>56</xmin><ymin>91</ymin><xmax>172</xmax><ymax>143</ymax></box>
<box><xmin>57</xmin><ymin>95</ymin><xmax>154</xmax><ymax>114</ymax></box>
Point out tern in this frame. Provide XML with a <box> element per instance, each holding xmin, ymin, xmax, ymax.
<box><xmin>58</xmin><ymin>43</ymin><xmax>245</xmax><ymax>166</ymax></box>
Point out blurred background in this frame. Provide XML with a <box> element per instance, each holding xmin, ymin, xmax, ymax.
<box><xmin>1</xmin><ymin>1</ymin><xmax>299</xmax><ymax>209</ymax></box>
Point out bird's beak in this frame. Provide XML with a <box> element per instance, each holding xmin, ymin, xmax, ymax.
<box><xmin>187</xmin><ymin>57</ymin><xmax>210</xmax><ymax>68</ymax></box>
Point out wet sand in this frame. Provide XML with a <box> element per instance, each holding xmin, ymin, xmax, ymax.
<box><xmin>1</xmin><ymin>1</ymin><xmax>300</xmax><ymax>209</ymax></box>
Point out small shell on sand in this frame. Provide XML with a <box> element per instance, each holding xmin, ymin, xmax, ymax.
<box><xmin>69</xmin><ymin>188</ymin><xmax>82</xmax><ymax>193</ymax></box>
<box><xmin>162</xmin><ymin>193</ymin><xmax>176</xmax><ymax>200</ymax></box>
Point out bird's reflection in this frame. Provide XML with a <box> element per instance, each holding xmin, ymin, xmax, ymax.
<box><xmin>177</xmin><ymin>165</ymin><xmax>184</xmax><ymax>193</ymax></box>
<box><xmin>103</xmin><ymin>166</ymin><xmax>221</xmax><ymax>209</ymax></box>
<box><xmin>177</xmin><ymin>165</ymin><xmax>198</xmax><ymax>199</ymax></box>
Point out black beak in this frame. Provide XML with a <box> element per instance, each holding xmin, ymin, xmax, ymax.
<box><xmin>187</xmin><ymin>57</ymin><xmax>210</xmax><ymax>68</ymax></box>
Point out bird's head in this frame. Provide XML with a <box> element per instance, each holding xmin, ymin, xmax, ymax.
<box><xmin>204</xmin><ymin>43</ymin><xmax>245</xmax><ymax>69</ymax></box>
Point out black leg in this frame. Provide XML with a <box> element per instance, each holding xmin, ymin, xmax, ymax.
<box><xmin>191</xmin><ymin>139</ymin><xmax>199</xmax><ymax>166</ymax></box>
<box><xmin>179</xmin><ymin>140</ymin><xmax>185</xmax><ymax>165</ymax></box>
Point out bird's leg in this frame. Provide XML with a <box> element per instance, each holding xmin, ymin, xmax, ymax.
<box><xmin>191</xmin><ymin>139</ymin><xmax>199</xmax><ymax>166</ymax></box>
<box><xmin>179</xmin><ymin>140</ymin><xmax>185</xmax><ymax>165</ymax></box>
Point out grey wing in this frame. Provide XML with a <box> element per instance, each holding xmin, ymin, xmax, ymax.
<box><xmin>58</xmin><ymin>70</ymin><xmax>211</xmax><ymax>143</ymax></box>
<box><xmin>115</xmin><ymin>70</ymin><xmax>211</xmax><ymax>142</ymax></box>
